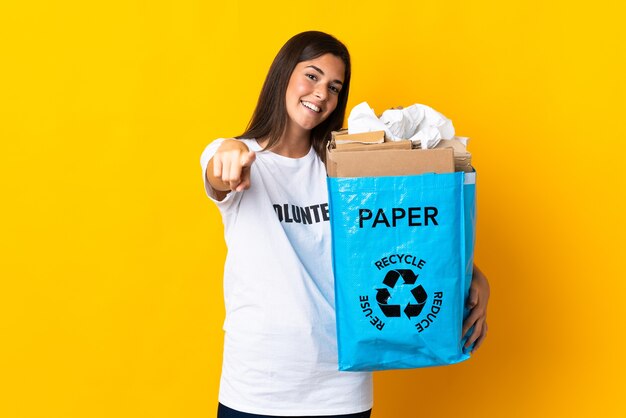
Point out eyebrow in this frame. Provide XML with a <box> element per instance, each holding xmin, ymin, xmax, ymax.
<box><xmin>306</xmin><ymin>65</ymin><xmax>344</xmax><ymax>85</ymax></box>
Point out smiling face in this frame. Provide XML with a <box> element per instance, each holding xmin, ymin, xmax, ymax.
<box><xmin>284</xmin><ymin>53</ymin><xmax>346</xmax><ymax>138</ymax></box>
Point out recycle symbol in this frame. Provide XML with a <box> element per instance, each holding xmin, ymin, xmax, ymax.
<box><xmin>376</xmin><ymin>269</ymin><xmax>428</xmax><ymax>319</ymax></box>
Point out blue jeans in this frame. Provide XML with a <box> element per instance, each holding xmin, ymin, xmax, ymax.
<box><xmin>217</xmin><ymin>403</ymin><xmax>372</xmax><ymax>418</ymax></box>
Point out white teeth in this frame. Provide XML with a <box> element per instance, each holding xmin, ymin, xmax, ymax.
<box><xmin>301</xmin><ymin>101</ymin><xmax>321</xmax><ymax>113</ymax></box>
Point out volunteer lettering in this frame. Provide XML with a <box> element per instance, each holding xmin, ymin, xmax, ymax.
<box><xmin>273</xmin><ymin>203</ymin><xmax>329</xmax><ymax>224</ymax></box>
<box><xmin>358</xmin><ymin>206</ymin><xmax>438</xmax><ymax>228</ymax></box>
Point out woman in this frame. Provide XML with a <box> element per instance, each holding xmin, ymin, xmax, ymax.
<box><xmin>200</xmin><ymin>31</ymin><xmax>489</xmax><ymax>418</ymax></box>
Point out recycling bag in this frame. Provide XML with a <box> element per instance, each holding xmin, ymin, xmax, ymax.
<box><xmin>327</xmin><ymin>171</ymin><xmax>476</xmax><ymax>371</ymax></box>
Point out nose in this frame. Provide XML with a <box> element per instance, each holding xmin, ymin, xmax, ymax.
<box><xmin>314</xmin><ymin>85</ymin><xmax>328</xmax><ymax>101</ymax></box>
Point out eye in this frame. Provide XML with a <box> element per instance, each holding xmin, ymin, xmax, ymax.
<box><xmin>329</xmin><ymin>85</ymin><xmax>341</xmax><ymax>94</ymax></box>
<box><xmin>305</xmin><ymin>73</ymin><xmax>317</xmax><ymax>81</ymax></box>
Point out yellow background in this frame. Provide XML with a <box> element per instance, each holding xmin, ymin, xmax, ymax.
<box><xmin>2</xmin><ymin>0</ymin><xmax>625</xmax><ymax>417</ymax></box>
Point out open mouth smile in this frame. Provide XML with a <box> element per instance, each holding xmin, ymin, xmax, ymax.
<box><xmin>301</xmin><ymin>101</ymin><xmax>321</xmax><ymax>113</ymax></box>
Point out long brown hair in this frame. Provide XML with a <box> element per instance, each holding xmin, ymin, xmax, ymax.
<box><xmin>236</xmin><ymin>31</ymin><xmax>351</xmax><ymax>160</ymax></box>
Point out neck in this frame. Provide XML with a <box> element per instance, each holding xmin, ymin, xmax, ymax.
<box><xmin>259</xmin><ymin>123</ymin><xmax>312</xmax><ymax>158</ymax></box>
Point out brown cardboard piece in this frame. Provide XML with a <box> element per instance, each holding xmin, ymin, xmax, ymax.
<box><xmin>327</xmin><ymin>130</ymin><xmax>455</xmax><ymax>178</ymax></box>
<box><xmin>434</xmin><ymin>138</ymin><xmax>473</xmax><ymax>172</ymax></box>
<box><xmin>332</xmin><ymin>129</ymin><xmax>384</xmax><ymax>144</ymax></box>
<box><xmin>334</xmin><ymin>140</ymin><xmax>412</xmax><ymax>152</ymax></box>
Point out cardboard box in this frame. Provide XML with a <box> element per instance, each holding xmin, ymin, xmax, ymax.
<box><xmin>434</xmin><ymin>138</ymin><xmax>473</xmax><ymax>172</ymax></box>
<box><xmin>326</xmin><ymin>130</ymin><xmax>455</xmax><ymax>178</ymax></box>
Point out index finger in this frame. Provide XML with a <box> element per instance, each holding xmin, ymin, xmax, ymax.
<box><xmin>241</xmin><ymin>151</ymin><xmax>256</xmax><ymax>167</ymax></box>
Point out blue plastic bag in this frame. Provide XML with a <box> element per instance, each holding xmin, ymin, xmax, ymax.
<box><xmin>327</xmin><ymin>171</ymin><xmax>476</xmax><ymax>371</ymax></box>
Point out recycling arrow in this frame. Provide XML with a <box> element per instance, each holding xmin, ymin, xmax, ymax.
<box><xmin>383</xmin><ymin>269</ymin><xmax>419</xmax><ymax>287</ymax></box>
<box><xmin>404</xmin><ymin>302</ymin><xmax>426</xmax><ymax>319</ymax></box>
<box><xmin>405</xmin><ymin>285</ymin><xmax>428</xmax><ymax>319</ymax></box>
<box><xmin>376</xmin><ymin>288</ymin><xmax>391</xmax><ymax>304</ymax></box>
<box><xmin>380</xmin><ymin>303</ymin><xmax>401</xmax><ymax>317</ymax></box>
<box><xmin>376</xmin><ymin>269</ymin><xmax>426</xmax><ymax>319</ymax></box>
<box><xmin>376</xmin><ymin>288</ymin><xmax>401</xmax><ymax>317</ymax></box>
<box><xmin>411</xmin><ymin>285</ymin><xmax>427</xmax><ymax>304</ymax></box>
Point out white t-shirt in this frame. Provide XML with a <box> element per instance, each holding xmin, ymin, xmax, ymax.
<box><xmin>200</xmin><ymin>138</ymin><xmax>373</xmax><ymax>416</ymax></box>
